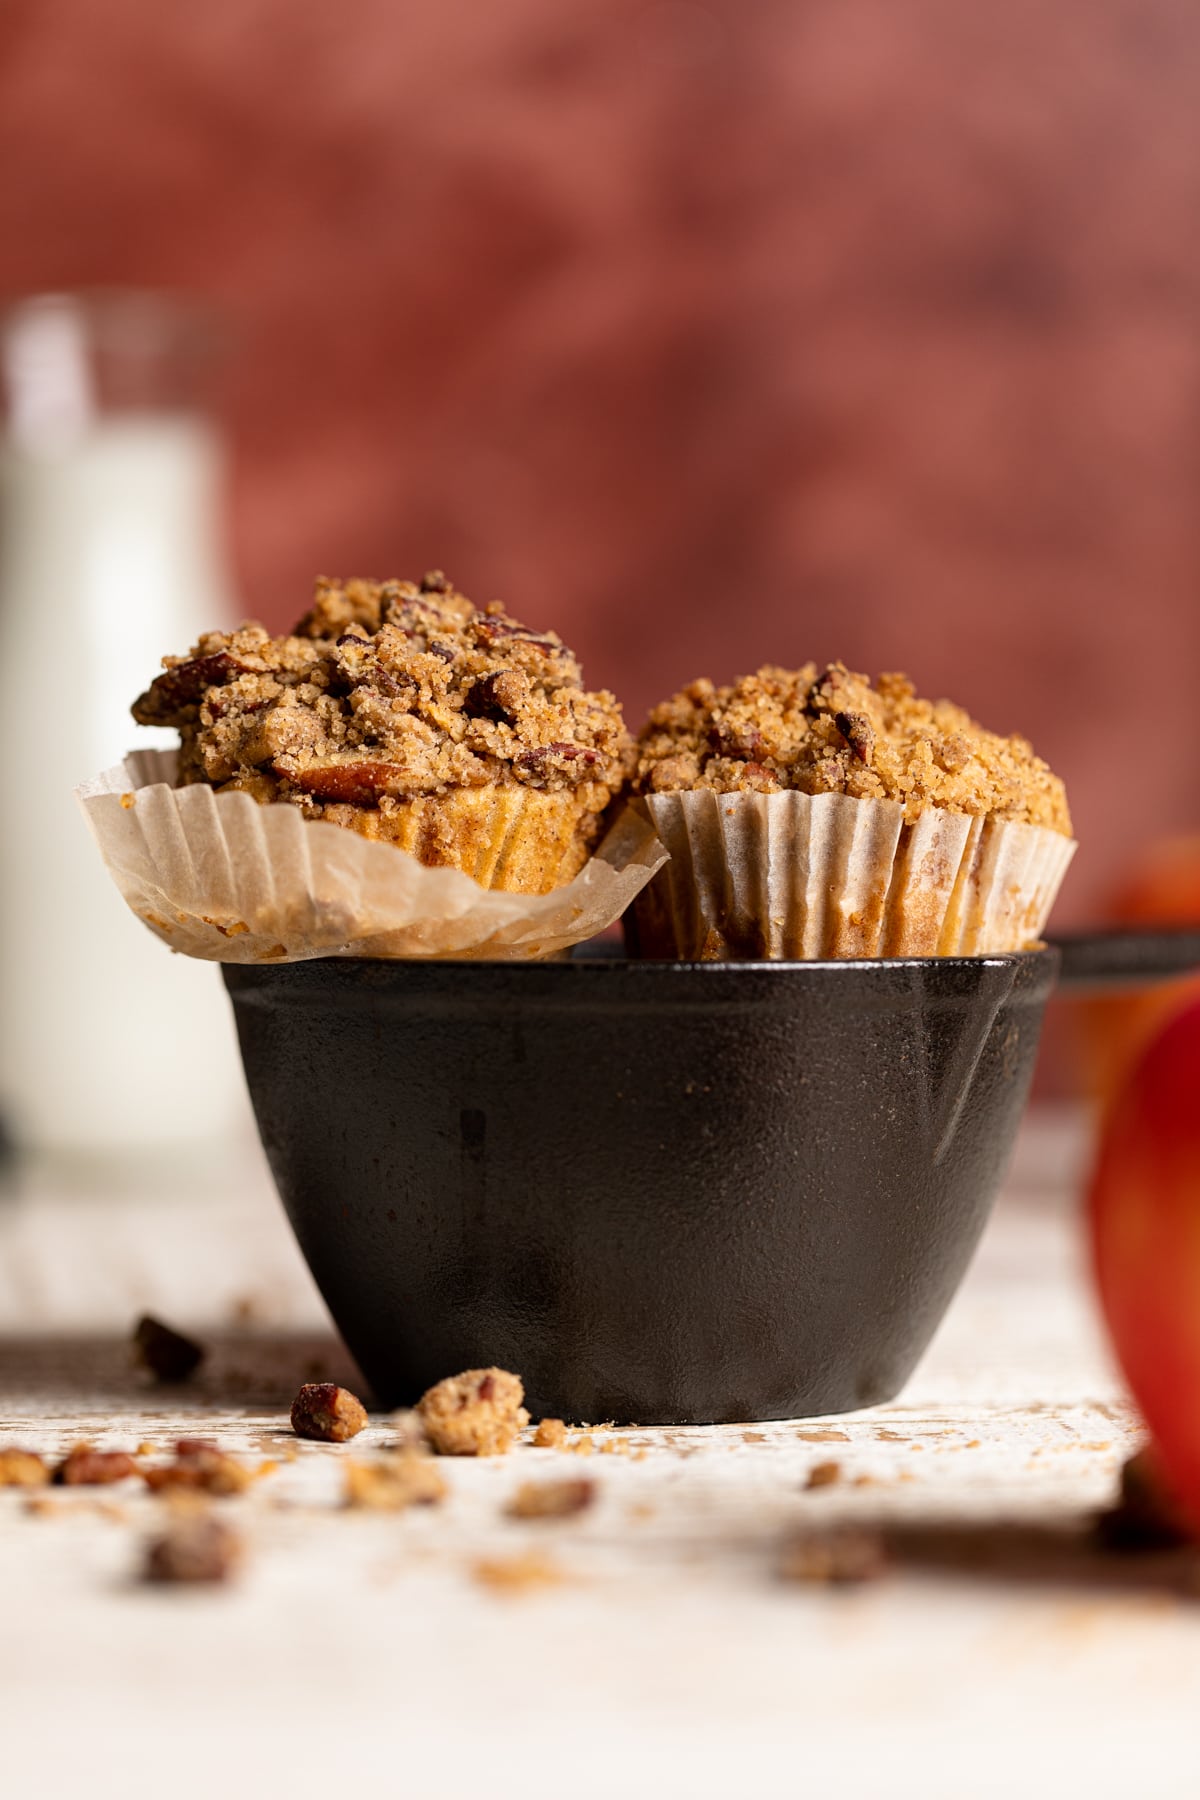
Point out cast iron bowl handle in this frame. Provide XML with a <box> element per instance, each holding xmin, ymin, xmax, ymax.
<box><xmin>1050</xmin><ymin>927</ymin><xmax>1200</xmax><ymax>993</ymax></box>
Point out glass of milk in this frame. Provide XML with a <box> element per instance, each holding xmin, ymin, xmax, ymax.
<box><xmin>0</xmin><ymin>291</ymin><xmax>252</xmax><ymax>1170</ymax></box>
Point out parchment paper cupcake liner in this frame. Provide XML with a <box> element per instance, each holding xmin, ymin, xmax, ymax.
<box><xmin>76</xmin><ymin>751</ymin><xmax>668</xmax><ymax>963</ymax></box>
<box><xmin>629</xmin><ymin>790</ymin><xmax>1075</xmax><ymax>960</ymax></box>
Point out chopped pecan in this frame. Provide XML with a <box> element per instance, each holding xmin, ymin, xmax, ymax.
<box><xmin>465</xmin><ymin>669</ymin><xmax>526</xmax><ymax>723</ymax></box>
<box><xmin>533</xmin><ymin>1419</ymin><xmax>568</xmax><ymax>1450</ymax></box>
<box><xmin>371</xmin><ymin>666</ymin><xmax>415</xmax><ymax>699</ymax></box>
<box><xmin>516</xmin><ymin>743</ymin><xmax>597</xmax><ymax>781</ymax></box>
<box><xmin>133</xmin><ymin>1314</ymin><xmax>206</xmax><ymax>1384</ymax></box>
<box><xmin>288</xmin><ymin>760</ymin><xmax>405</xmax><ymax>804</ymax></box>
<box><xmin>707</xmin><ymin>723</ymin><xmax>765</xmax><ymax>761</ymax></box>
<box><xmin>132</xmin><ymin>651</ymin><xmax>254</xmax><ymax>724</ymax></box>
<box><xmin>54</xmin><ymin>1446</ymin><xmax>138</xmax><ymax>1487</ymax></box>
<box><xmin>144</xmin><ymin>1512</ymin><xmax>243</xmax><ymax>1584</ymax></box>
<box><xmin>291</xmin><ymin>1383</ymin><xmax>369</xmax><ymax>1443</ymax></box>
<box><xmin>419</xmin><ymin>570</ymin><xmax>450</xmax><ymax>593</ymax></box>
<box><xmin>803</xmin><ymin>662</ymin><xmax>849</xmax><ymax>719</ymax></box>
<box><xmin>473</xmin><ymin>615</ymin><xmax>560</xmax><ymax>654</ymax></box>
<box><xmin>834</xmin><ymin>710</ymin><xmax>875</xmax><ymax>764</ymax></box>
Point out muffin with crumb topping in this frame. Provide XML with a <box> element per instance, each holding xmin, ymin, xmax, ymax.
<box><xmin>629</xmin><ymin>661</ymin><xmax>1074</xmax><ymax>959</ymax></box>
<box><xmin>132</xmin><ymin>572</ymin><xmax>633</xmax><ymax>895</ymax></box>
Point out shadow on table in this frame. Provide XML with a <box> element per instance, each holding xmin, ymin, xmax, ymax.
<box><xmin>884</xmin><ymin>1519</ymin><xmax>1200</xmax><ymax>1600</ymax></box>
<box><xmin>0</xmin><ymin>1330</ymin><xmax>368</xmax><ymax>1412</ymax></box>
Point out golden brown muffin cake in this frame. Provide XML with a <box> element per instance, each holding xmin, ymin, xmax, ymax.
<box><xmin>634</xmin><ymin>662</ymin><xmax>1071</xmax><ymax>835</ymax></box>
<box><xmin>630</xmin><ymin>660</ymin><xmax>1074</xmax><ymax>960</ymax></box>
<box><xmin>132</xmin><ymin>573</ymin><xmax>633</xmax><ymax>894</ymax></box>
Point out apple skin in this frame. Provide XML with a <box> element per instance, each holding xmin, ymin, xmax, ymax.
<box><xmin>1076</xmin><ymin>834</ymin><xmax>1200</xmax><ymax>1109</ymax></box>
<box><xmin>1090</xmin><ymin>995</ymin><xmax>1200</xmax><ymax>1536</ymax></box>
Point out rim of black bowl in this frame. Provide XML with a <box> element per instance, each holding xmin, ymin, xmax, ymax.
<box><xmin>222</xmin><ymin>947</ymin><xmax>1061</xmax><ymax>1016</ymax></box>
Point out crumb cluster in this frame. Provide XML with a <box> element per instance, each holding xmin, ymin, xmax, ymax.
<box><xmin>418</xmin><ymin>1367</ymin><xmax>529</xmax><ymax>1457</ymax></box>
<box><xmin>635</xmin><ymin>661</ymin><xmax>1071</xmax><ymax>833</ymax></box>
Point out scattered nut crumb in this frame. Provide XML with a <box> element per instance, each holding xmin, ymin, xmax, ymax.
<box><xmin>570</xmin><ymin>1435</ymin><xmax>595</xmax><ymax>1457</ymax></box>
<box><xmin>780</xmin><ymin>1528</ymin><xmax>888</xmax><ymax>1585</ymax></box>
<box><xmin>136</xmin><ymin>1442</ymin><xmax>157</xmax><ymax>1458</ymax></box>
<box><xmin>472</xmin><ymin>1551</ymin><xmax>564</xmax><ymax>1594</ymax></box>
<box><xmin>54</xmin><ymin>1446</ymin><xmax>138</xmax><ymax>1487</ymax></box>
<box><xmin>344</xmin><ymin>1455</ymin><xmax>448</xmax><ymax>1511</ymax></box>
<box><xmin>418</xmin><ymin>1368</ymin><xmax>528</xmax><ymax>1457</ymax></box>
<box><xmin>796</xmin><ymin>1429</ymin><xmax>851</xmax><ymax>1444</ymax></box>
<box><xmin>533</xmin><ymin>1418</ymin><xmax>568</xmax><ymax>1449</ymax></box>
<box><xmin>291</xmin><ymin>1383</ymin><xmax>369</xmax><ymax>1443</ymax></box>
<box><xmin>507</xmin><ymin>1479</ymin><xmax>596</xmax><ymax>1520</ymax></box>
<box><xmin>0</xmin><ymin>1448</ymin><xmax>49</xmax><ymax>1488</ymax></box>
<box><xmin>143</xmin><ymin>1440</ymin><xmax>252</xmax><ymax>1497</ymax></box>
<box><xmin>143</xmin><ymin>1511</ymin><xmax>242</xmax><ymax>1585</ymax></box>
<box><xmin>133</xmin><ymin>1314</ymin><xmax>206</xmax><ymax>1384</ymax></box>
<box><xmin>806</xmin><ymin>1460</ymin><xmax>842</xmax><ymax>1490</ymax></box>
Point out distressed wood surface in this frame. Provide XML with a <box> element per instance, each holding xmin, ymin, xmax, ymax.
<box><xmin>2</xmin><ymin>1112</ymin><xmax>1197</xmax><ymax>1797</ymax></box>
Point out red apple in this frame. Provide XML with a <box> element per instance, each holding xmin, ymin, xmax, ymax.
<box><xmin>1075</xmin><ymin>834</ymin><xmax>1200</xmax><ymax>1109</ymax></box>
<box><xmin>1089</xmin><ymin>995</ymin><xmax>1200</xmax><ymax>1536</ymax></box>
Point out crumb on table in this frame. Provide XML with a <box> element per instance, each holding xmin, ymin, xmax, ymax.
<box><xmin>506</xmin><ymin>1478</ymin><xmax>596</xmax><ymax>1520</ymax></box>
<box><xmin>344</xmin><ymin>1454</ymin><xmax>448</xmax><ymax>1511</ymax></box>
<box><xmin>418</xmin><ymin>1368</ymin><xmax>529</xmax><ymax>1457</ymax></box>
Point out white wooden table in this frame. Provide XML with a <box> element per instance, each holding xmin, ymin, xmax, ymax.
<box><xmin>2</xmin><ymin>1111</ymin><xmax>1198</xmax><ymax>1799</ymax></box>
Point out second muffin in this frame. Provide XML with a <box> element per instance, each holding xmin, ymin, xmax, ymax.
<box><xmin>630</xmin><ymin>662</ymin><xmax>1074</xmax><ymax>959</ymax></box>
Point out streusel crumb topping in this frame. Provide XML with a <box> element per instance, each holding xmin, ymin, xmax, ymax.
<box><xmin>635</xmin><ymin>662</ymin><xmax>1071</xmax><ymax>834</ymax></box>
<box><xmin>132</xmin><ymin>573</ymin><xmax>632</xmax><ymax>822</ymax></box>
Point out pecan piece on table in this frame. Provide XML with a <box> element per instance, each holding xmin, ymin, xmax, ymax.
<box><xmin>291</xmin><ymin>1383</ymin><xmax>369</xmax><ymax>1443</ymax></box>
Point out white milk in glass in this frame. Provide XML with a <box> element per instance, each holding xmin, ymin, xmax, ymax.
<box><xmin>0</xmin><ymin>297</ymin><xmax>248</xmax><ymax>1159</ymax></box>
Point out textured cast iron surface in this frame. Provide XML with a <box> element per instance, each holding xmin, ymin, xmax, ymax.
<box><xmin>224</xmin><ymin>951</ymin><xmax>1058</xmax><ymax>1423</ymax></box>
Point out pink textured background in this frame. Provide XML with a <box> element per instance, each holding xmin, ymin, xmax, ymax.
<box><xmin>3</xmin><ymin>0</ymin><xmax>1200</xmax><ymax>923</ymax></box>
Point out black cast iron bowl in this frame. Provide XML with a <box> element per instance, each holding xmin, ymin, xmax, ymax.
<box><xmin>222</xmin><ymin>930</ymin><xmax>1200</xmax><ymax>1425</ymax></box>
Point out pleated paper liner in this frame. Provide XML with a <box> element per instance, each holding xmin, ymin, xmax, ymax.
<box><xmin>76</xmin><ymin>751</ymin><xmax>667</xmax><ymax>963</ymax></box>
<box><xmin>628</xmin><ymin>790</ymin><xmax>1075</xmax><ymax>960</ymax></box>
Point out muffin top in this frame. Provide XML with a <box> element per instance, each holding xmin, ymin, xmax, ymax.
<box><xmin>132</xmin><ymin>572</ymin><xmax>633</xmax><ymax>810</ymax></box>
<box><xmin>634</xmin><ymin>662</ymin><xmax>1072</xmax><ymax>834</ymax></box>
